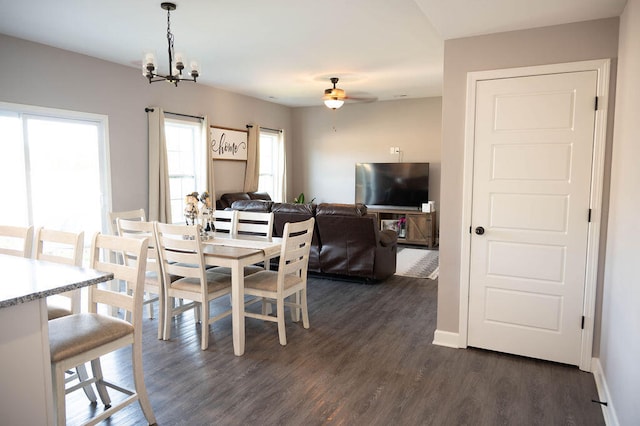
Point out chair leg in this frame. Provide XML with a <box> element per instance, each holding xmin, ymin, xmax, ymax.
<box><xmin>76</xmin><ymin>363</ymin><xmax>98</xmax><ymax>402</ymax></box>
<box><xmin>300</xmin><ymin>288</ymin><xmax>310</xmax><ymax>329</ymax></box>
<box><xmin>90</xmin><ymin>358</ymin><xmax>112</xmax><ymax>407</ymax></box>
<box><xmin>147</xmin><ymin>292</ymin><xmax>154</xmax><ymax>319</ymax></box>
<box><xmin>194</xmin><ymin>303</ymin><xmax>202</xmax><ymax>323</ymax></box>
<box><xmin>290</xmin><ymin>292</ymin><xmax>301</xmax><ymax>322</ymax></box>
<box><xmin>132</xmin><ymin>339</ymin><xmax>157</xmax><ymax>425</ymax></box>
<box><xmin>163</xmin><ymin>296</ymin><xmax>174</xmax><ymax>341</ymax></box>
<box><xmin>52</xmin><ymin>363</ymin><xmax>67</xmax><ymax>426</ymax></box>
<box><xmin>157</xmin><ymin>291</ymin><xmax>165</xmax><ymax>340</ymax></box>
<box><xmin>277</xmin><ymin>298</ymin><xmax>287</xmax><ymax>346</ymax></box>
<box><xmin>261</xmin><ymin>298</ymin><xmax>273</xmax><ymax>315</ymax></box>
<box><xmin>201</xmin><ymin>299</ymin><xmax>210</xmax><ymax>350</ymax></box>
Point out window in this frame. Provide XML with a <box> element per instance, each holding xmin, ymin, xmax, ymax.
<box><xmin>0</xmin><ymin>102</ymin><xmax>110</xmax><ymax>240</ymax></box>
<box><xmin>258</xmin><ymin>129</ymin><xmax>284</xmax><ymax>202</ymax></box>
<box><xmin>164</xmin><ymin>118</ymin><xmax>205</xmax><ymax>223</ymax></box>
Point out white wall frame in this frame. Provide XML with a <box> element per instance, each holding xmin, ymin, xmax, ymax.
<box><xmin>0</xmin><ymin>101</ymin><xmax>113</xmax><ymax>235</ymax></box>
<box><xmin>457</xmin><ymin>59</ymin><xmax>610</xmax><ymax>372</ymax></box>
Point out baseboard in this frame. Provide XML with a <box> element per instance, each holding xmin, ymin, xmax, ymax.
<box><xmin>592</xmin><ymin>357</ymin><xmax>620</xmax><ymax>426</ymax></box>
<box><xmin>432</xmin><ymin>329</ymin><xmax>460</xmax><ymax>348</ymax></box>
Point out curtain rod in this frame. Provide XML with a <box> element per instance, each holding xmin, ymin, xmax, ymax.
<box><xmin>246</xmin><ymin>124</ymin><xmax>282</xmax><ymax>133</ymax></box>
<box><xmin>144</xmin><ymin>107</ymin><xmax>204</xmax><ymax>120</ymax></box>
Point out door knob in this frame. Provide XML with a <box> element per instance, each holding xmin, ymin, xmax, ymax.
<box><xmin>475</xmin><ymin>226</ymin><xmax>485</xmax><ymax>235</ymax></box>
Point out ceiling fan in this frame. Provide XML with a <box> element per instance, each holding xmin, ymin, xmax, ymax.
<box><xmin>322</xmin><ymin>77</ymin><xmax>376</xmax><ymax>109</ymax></box>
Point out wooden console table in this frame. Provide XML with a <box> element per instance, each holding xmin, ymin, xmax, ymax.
<box><xmin>369</xmin><ymin>207</ymin><xmax>437</xmax><ymax>247</ymax></box>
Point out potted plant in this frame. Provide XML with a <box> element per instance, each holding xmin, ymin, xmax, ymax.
<box><xmin>293</xmin><ymin>192</ymin><xmax>316</xmax><ymax>204</ymax></box>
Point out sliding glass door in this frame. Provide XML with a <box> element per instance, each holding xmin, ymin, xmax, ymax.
<box><xmin>0</xmin><ymin>103</ymin><xmax>111</xmax><ymax>247</ymax></box>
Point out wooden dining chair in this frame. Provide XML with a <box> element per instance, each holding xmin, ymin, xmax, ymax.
<box><xmin>116</xmin><ymin>218</ymin><xmax>167</xmax><ymax>339</ymax></box>
<box><xmin>48</xmin><ymin>233</ymin><xmax>156</xmax><ymax>426</ymax></box>
<box><xmin>107</xmin><ymin>208</ymin><xmax>146</xmax><ymax>235</ymax></box>
<box><xmin>0</xmin><ymin>225</ymin><xmax>34</xmax><ymax>258</ymax></box>
<box><xmin>211</xmin><ymin>209</ymin><xmax>237</xmax><ymax>236</ymax></box>
<box><xmin>154</xmin><ymin>222</ymin><xmax>233</xmax><ymax>350</ymax></box>
<box><xmin>209</xmin><ymin>210</ymin><xmax>275</xmax><ymax>279</ymax></box>
<box><xmin>235</xmin><ymin>211</ymin><xmax>274</xmax><ymax>239</ymax></box>
<box><xmin>242</xmin><ymin>217</ymin><xmax>315</xmax><ymax>346</ymax></box>
<box><xmin>34</xmin><ymin>227</ymin><xmax>99</xmax><ymax>404</ymax></box>
<box><xmin>34</xmin><ymin>228</ymin><xmax>85</xmax><ymax>319</ymax></box>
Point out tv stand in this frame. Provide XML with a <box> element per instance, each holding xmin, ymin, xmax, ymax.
<box><xmin>368</xmin><ymin>207</ymin><xmax>436</xmax><ymax>248</ymax></box>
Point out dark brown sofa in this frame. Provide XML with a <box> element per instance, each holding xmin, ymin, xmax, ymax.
<box><xmin>216</xmin><ymin>191</ymin><xmax>272</xmax><ymax>209</ymax></box>
<box><xmin>228</xmin><ymin>197</ymin><xmax>397</xmax><ymax>282</ymax></box>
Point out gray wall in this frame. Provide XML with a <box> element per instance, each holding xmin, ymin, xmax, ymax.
<box><xmin>600</xmin><ymin>0</ymin><xmax>640</xmax><ymax>423</ymax></box>
<box><xmin>0</xmin><ymin>34</ymin><xmax>293</xmax><ymax>211</ymax></box>
<box><xmin>291</xmin><ymin>98</ymin><xmax>442</xmax><ymax>219</ymax></box>
<box><xmin>438</xmin><ymin>18</ymin><xmax>619</xmax><ymax>346</ymax></box>
<box><xmin>1</xmin><ymin>33</ymin><xmax>441</xmax><ymax>220</ymax></box>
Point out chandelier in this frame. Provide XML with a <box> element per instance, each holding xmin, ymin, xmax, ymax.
<box><xmin>143</xmin><ymin>2</ymin><xmax>199</xmax><ymax>87</ymax></box>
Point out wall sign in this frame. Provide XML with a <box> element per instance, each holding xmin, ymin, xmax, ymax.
<box><xmin>210</xmin><ymin>126</ymin><xmax>248</xmax><ymax>161</ymax></box>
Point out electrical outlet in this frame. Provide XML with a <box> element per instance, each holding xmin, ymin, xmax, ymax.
<box><xmin>389</xmin><ymin>147</ymin><xmax>395</xmax><ymax>154</ymax></box>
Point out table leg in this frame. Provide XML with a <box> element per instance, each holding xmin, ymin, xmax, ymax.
<box><xmin>231</xmin><ymin>261</ymin><xmax>245</xmax><ymax>356</ymax></box>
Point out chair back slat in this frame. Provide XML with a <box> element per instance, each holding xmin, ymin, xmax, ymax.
<box><xmin>155</xmin><ymin>222</ymin><xmax>206</xmax><ymax>281</ymax></box>
<box><xmin>276</xmin><ymin>218</ymin><xmax>314</xmax><ymax>292</ymax></box>
<box><xmin>212</xmin><ymin>210</ymin><xmax>237</xmax><ymax>235</ymax></box>
<box><xmin>108</xmin><ymin>208</ymin><xmax>146</xmax><ymax>235</ymax></box>
<box><xmin>236</xmin><ymin>211</ymin><xmax>274</xmax><ymax>239</ymax></box>
<box><xmin>88</xmin><ymin>233</ymin><xmax>148</xmax><ymax>325</ymax></box>
<box><xmin>34</xmin><ymin>228</ymin><xmax>84</xmax><ymax>266</ymax></box>
<box><xmin>35</xmin><ymin>228</ymin><xmax>85</xmax><ymax>316</ymax></box>
<box><xmin>116</xmin><ymin>219</ymin><xmax>160</xmax><ymax>275</ymax></box>
<box><xmin>0</xmin><ymin>225</ymin><xmax>34</xmax><ymax>258</ymax></box>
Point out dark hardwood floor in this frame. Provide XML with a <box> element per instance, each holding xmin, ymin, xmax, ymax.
<box><xmin>66</xmin><ymin>275</ymin><xmax>605</xmax><ymax>425</ymax></box>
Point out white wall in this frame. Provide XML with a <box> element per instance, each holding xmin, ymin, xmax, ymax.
<box><xmin>291</xmin><ymin>98</ymin><xmax>442</xmax><ymax>217</ymax></box>
<box><xmin>0</xmin><ymin>34</ymin><xmax>292</xmax><ymax>212</ymax></box>
<box><xmin>599</xmin><ymin>0</ymin><xmax>640</xmax><ymax>423</ymax></box>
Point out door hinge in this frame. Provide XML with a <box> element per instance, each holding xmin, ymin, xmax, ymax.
<box><xmin>588</xmin><ymin>208</ymin><xmax>592</xmax><ymax>222</ymax></box>
<box><xmin>581</xmin><ymin>316</ymin><xmax>585</xmax><ymax>329</ymax></box>
<box><xmin>595</xmin><ymin>96</ymin><xmax>599</xmax><ymax>111</ymax></box>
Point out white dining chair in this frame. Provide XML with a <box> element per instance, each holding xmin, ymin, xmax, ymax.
<box><xmin>235</xmin><ymin>211</ymin><xmax>274</xmax><ymax>239</ymax></box>
<box><xmin>0</xmin><ymin>225</ymin><xmax>33</xmax><ymax>258</ymax></box>
<box><xmin>107</xmin><ymin>208</ymin><xmax>146</xmax><ymax>235</ymax></box>
<box><xmin>34</xmin><ymin>228</ymin><xmax>85</xmax><ymax>319</ymax></box>
<box><xmin>211</xmin><ymin>209</ymin><xmax>237</xmax><ymax>236</ymax></box>
<box><xmin>243</xmin><ymin>217</ymin><xmax>315</xmax><ymax>346</ymax></box>
<box><xmin>116</xmin><ymin>218</ymin><xmax>167</xmax><ymax>339</ymax></box>
<box><xmin>48</xmin><ymin>233</ymin><xmax>156</xmax><ymax>426</ymax></box>
<box><xmin>207</xmin><ymin>211</ymin><xmax>274</xmax><ymax>287</ymax></box>
<box><xmin>34</xmin><ymin>227</ymin><xmax>99</xmax><ymax>404</ymax></box>
<box><xmin>155</xmin><ymin>222</ymin><xmax>233</xmax><ymax>350</ymax></box>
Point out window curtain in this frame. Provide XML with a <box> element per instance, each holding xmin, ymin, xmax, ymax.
<box><xmin>243</xmin><ymin>124</ymin><xmax>260</xmax><ymax>192</ymax></box>
<box><xmin>202</xmin><ymin>115</ymin><xmax>216</xmax><ymax>205</ymax></box>
<box><xmin>147</xmin><ymin>107</ymin><xmax>172</xmax><ymax>223</ymax></box>
<box><xmin>277</xmin><ymin>130</ymin><xmax>287</xmax><ymax>202</ymax></box>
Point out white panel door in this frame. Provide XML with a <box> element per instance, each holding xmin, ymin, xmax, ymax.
<box><xmin>467</xmin><ymin>71</ymin><xmax>597</xmax><ymax>365</ymax></box>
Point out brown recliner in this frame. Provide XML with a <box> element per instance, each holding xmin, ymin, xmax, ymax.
<box><xmin>229</xmin><ymin>200</ymin><xmax>397</xmax><ymax>282</ymax></box>
<box><xmin>218</xmin><ymin>191</ymin><xmax>272</xmax><ymax>209</ymax></box>
<box><xmin>315</xmin><ymin>203</ymin><xmax>397</xmax><ymax>281</ymax></box>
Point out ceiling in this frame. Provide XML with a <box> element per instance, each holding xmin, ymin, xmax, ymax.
<box><xmin>0</xmin><ymin>0</ymin><xmax>627</xmax><ymax>107</ymax></box>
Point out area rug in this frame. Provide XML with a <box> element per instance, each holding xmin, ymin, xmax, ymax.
<box><xmin>395</xmin><ymin>248</ymin><xmax>439</xmax><ymax>279</ymax></box>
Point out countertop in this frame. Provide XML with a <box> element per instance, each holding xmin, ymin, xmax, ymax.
<box><xmin>0</xmin><ymin>254</ymin><xmax>113</xmax><ymax>308</ymax></box>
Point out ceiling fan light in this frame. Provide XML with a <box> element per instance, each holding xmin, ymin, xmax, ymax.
<box><xmin>324</xmin><ymin>98</ymin><xmax>344</xmax><ymax>109</ymax></box>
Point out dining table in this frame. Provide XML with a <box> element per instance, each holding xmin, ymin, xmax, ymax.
<box><xmin>201</xmin><ymin>234</ymin><xmax>282</xmax><ymax>356</ymax></box>
<box><xmin>0</xmin><ymin>254</ymin><xmax>114</xmax><ymax>426</ymax></box>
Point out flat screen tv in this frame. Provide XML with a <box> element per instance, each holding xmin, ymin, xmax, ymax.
<box><xmin>355</xmin><ymin>162</ymin><xmax>429</xmax><ymax>209</ymax></box>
